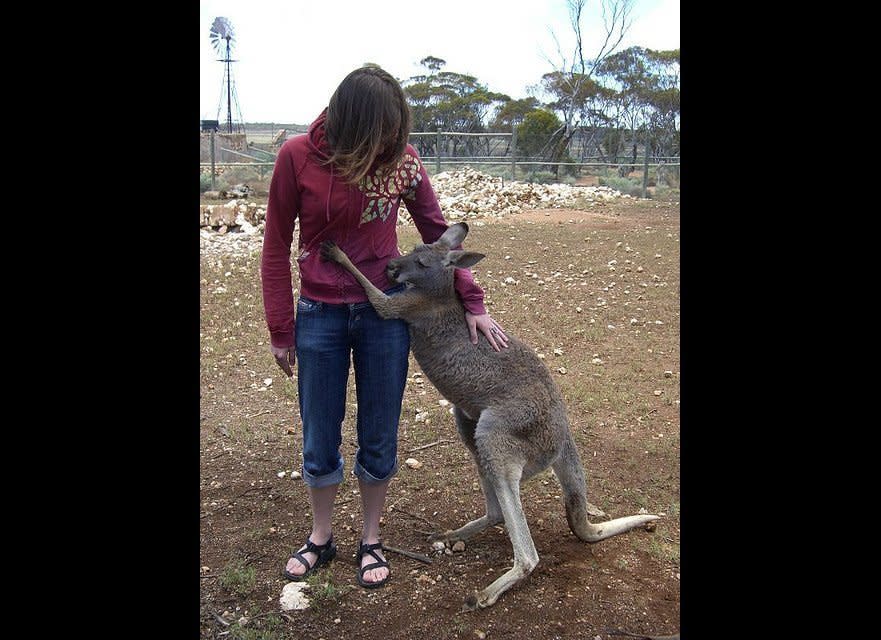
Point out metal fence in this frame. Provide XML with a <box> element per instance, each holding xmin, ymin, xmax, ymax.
<box><xmin>200</xmin><ymin>127</ymin><xmax>680</xmax><ymax>196</ymax></box>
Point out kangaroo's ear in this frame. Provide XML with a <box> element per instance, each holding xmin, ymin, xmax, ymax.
<box><xmin>436</xmin><ymin>222</ymin><xmax>469</xmax><ymax>248</ymax></box>
<box><xmin>444</xmin><ymin>250</ymin><xmax>485</xmax><ymax>269</ymax></box>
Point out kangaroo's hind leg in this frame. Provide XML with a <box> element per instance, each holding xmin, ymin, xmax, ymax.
<box><xmin>463</xmin><ymin>409</ymin><xmax>539</xmax><ymax>610</ymax></box>
<box><xmin>429</xmin><ymin>406</ymin><xmax>504</xmax><ymax>544</ymax></box>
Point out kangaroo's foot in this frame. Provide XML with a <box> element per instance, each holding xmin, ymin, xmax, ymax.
<box><xmin>462</xmin><ymin>559</ymin><xmax>537</xmax><ymax>611</ymax></box>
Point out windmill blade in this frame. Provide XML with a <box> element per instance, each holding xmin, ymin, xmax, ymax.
<box><xmin>209</xmin><ymin>17</ymin><xmax>235</xmax><ymax>54</ymax></box>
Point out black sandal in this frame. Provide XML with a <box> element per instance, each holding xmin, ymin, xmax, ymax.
<box><xmin>283</xmin><ymin>535</ymin><xmax>337</xmax><ymax>581</ymax></box>
<box><xmin>355</xmin><ymin>540</ymin><xmax>390</xmax><ymax>589</ymax></box>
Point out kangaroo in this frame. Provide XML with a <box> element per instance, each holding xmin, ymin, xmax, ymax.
<box><xmin>320</xmin><ymin>222</ymin><xmax>660</xmax><ymax>610</ymax></box>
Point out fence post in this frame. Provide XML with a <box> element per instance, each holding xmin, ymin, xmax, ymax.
<box><xmin>510</xmin><ymin>126</ymin><xmax>517</xmax><ymax>181</ymax></box>
<box><xmin>436</xmin><ymin>127</ymin><xmax>441</xmax><ymax>174</ymax></box>
<box><xmin>641</xmin><ymin>130</ymin><xmax>650</xmax><ymax>198</ymax></box>
<box><xmin>210</xmin><ymin>130</ymin><xmax>217</xmax><ymax>190</ymax></box>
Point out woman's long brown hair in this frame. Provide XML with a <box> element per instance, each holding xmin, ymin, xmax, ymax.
<box><xmin>324</xmin><ymin>65</ymin><xmax>412</xmax><ymax>185</ymax></box>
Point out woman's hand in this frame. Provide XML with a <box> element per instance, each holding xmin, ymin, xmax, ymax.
<box><xmin>465</xmin><ymin>312</ymin><xmax>509</xmax><ymax>352</ymax></box>
<box><xmin>270</xmin><ymin>344</ymin><xmax>296</xmax><ymax>377</ymax></box>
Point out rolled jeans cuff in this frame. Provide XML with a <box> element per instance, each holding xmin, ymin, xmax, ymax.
<box><xmin>353</xmin><ymin>456</ymin><xmax>398</xmax><ymax>485</ymax></box>
<box><xmin>302</xmin><ymin>459</ymin><xmax>344</xmax><ymax>488</ymax></box>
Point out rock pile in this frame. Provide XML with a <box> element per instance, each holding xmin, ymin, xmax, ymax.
<box><xmin>200</xmin><ymin>167</ymin><xmax>629</xmax><ymax>255</ymax></box>
<box><xmin>398</xmin><ymin>167</ymin><xmax>628</xmax><ymax>224</ymax></box>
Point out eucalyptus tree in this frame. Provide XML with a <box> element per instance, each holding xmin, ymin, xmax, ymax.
<box><xmin>490</xmin><ymin>97</ymin><xmax>541</xmax><ymax>131</ymax></box>
<box><xmin>642</xmin><ymin>48</ymin><xmax>680</xmax><ymax>159</ymax></box>
<box><xmin>596</xmin><ymin>46</ymin><xmax>680</xmax><ymax>172</ymax></box>
<box><xmin>403</xmin><ymin>56</ymin><xmax>510</xmax><ymax>157</ymax></box>
<box><xmin>536</xmin><ymin>0</ymin><xmax>635</xmax><ymax>177</ymax></box>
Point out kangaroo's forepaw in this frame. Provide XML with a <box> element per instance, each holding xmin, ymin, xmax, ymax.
<box><xmin>319</xmin><ymin>240</ymin><xmax>341</xmax><ymax>262</ymax></box>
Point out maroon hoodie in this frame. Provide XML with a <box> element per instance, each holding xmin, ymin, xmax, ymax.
<box><xmin>261</xmin><ymin>110</ymin><xmax>487</xmax><ymax>349</ymax></box>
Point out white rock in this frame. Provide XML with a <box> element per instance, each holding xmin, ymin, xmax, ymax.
<box><xmin>277</xmin><ymin>471</ymin><xmax>286</xmax><ymax>478</ymax></box>
<box><xmin>280</xmin><ymin>582</ymin><xmax>311</xmax><ymax>611</ymax></box>
<box><xmin>405</xmin><ymin>458</ymin><xmax>423</xmax><ymax>469</ymax></box>
<box><xmin>263</xmin><ymin>378</ymin><xmax>273</xmax><ymax>386</ymax></box>
<box><xmin>431</xmin><ymin>540</ymin><xmax>446</xmax><ymax>552</ymax></box>
<box><xmin>290</xmin><ymin>471</ymin><xmax>302</xmax><ymax>480</ymax></box>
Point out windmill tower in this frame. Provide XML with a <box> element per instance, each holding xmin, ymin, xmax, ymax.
<box><xmin>210</xmin><ymin>17</ymin><xmax>245</xmax><ymax>134</ymax></box>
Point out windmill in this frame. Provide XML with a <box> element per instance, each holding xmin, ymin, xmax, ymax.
<box><xmin>210</xmin><ymin>17</ymin><xmax>245</xmax><ymax>134</ymax></box>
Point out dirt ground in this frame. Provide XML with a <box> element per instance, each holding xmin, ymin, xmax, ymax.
<box><xmin>200</xmin><ymin>196</ymin><xmax>680</xmax><ymax>639</ymax></box>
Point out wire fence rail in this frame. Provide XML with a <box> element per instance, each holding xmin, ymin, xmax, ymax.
<box><xmin>200</xmin><ymin>128</ymin><xmax>680</xmax><ymax>198</ymax></box>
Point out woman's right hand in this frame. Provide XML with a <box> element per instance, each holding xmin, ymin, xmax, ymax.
<box><xmin>270</xmin><ymin>345</ymin><xmax>296</xmax><ymax>377</ymax></box>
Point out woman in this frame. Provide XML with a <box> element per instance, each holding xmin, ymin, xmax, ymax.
<box><xmin>261</xmin><ymin>65</ymin><xmax>508</xmax><ymax>588</ymax></box>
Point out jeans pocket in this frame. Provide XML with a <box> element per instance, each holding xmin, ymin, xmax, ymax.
<box><xmin>297</xmin><ymin>297</ymin><xmax>321</xmax><ymax>312</ymax></box>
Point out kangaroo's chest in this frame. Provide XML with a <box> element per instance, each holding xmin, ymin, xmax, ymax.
<box><xmin>408</xmin><ymin>325</ymin><xmax>496</xmax><ymax>416</ymax></box>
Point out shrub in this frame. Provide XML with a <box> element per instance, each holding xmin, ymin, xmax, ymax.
<box><xmin>598</xmin><ymin>175</ymin><xmax>645</xmax><ymax>198</ymax></box>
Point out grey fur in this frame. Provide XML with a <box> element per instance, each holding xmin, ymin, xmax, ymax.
<box><xmin>320</xmin><ymin>222</ymin><xmax>660</xmax><ymax>610</ymax></box>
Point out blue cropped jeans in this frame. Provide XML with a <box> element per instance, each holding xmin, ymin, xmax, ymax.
<box><xmin>294</xmin><ymin>286</ymin><xmax>410</xmax><ymax>489</ymax></box>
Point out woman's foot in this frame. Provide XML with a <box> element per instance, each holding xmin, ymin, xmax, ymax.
<box><xmin>356</xmin><ymin>539</ymin><xmax>390</xmax><ymax>588</ymax></box>
<box><xmin>283</xmin><ymin>534</ymin><xmax>335</xmax><ymax>580</ymax></box>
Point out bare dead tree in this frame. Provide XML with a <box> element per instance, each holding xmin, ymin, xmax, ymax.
<box><xmin>540</xmin><ymin>0</ymin><xmax>634</xmax><ymax>176</ymax></box>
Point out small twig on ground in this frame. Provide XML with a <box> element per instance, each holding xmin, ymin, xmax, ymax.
<box><xmin>210</xmin><ymin>450</ymin><xmax>227</xmax><ymax>460</ymax></box>
<box><xmin>234</xmin><ymin>486</ymin><xmax>273</xmax><ymax>499</ymax></box>
<box><xmin>635</xmin><ymin>408</ymin><xmax>658</xmax><ymax>422</ymax></box>
<box><xmin>407</xmin><ymin>438</ymin><xmax>452</xmax><ymax>453</ymax></box>
<box><xmin>383</xmin><ymin>545</ymin><xmax>433</xmax><ymax>564</ymax></box>
<box><xmin>390</xmin><ymin>505</ymin><xmax>437</xmax><ymax>528</ymax></box>
<box><xmin>245</xmin><ymin>409</ymin><xmax>272</xmax><ymax>419</ymax></box>
<box><xmin>210</xmin><ymin>611</ymin><xmax>231</xmax><ymax>627</ymax></box>
<box><xmin>247</xmin><ymin>611</ymin><xmax>285</xmax><ymax>622</ymax></box>
<box><xmin>243</xmin><ymin>552</ymin><xmax>269</xmax><ymax>566</ymax></box>
<box><xmin>200</xmin><ymin>575</ymin><xmax>218</xmax><ymax>580</ymax></box>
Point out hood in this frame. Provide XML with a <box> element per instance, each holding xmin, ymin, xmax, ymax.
<box><xmin>304</xmin><ymin>107</ymin><xmax>368</xmax><ymax>225</ymax></box>
<box><xmin>306</xmin><ymin>108</ymin><xmax>330</xmax><ymax>160</ymax></box>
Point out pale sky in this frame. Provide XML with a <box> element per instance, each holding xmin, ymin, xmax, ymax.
<box><xmin>199</xmin><ymin>0</ymin><xmax>679</xmax><ymax>125</ymax></box>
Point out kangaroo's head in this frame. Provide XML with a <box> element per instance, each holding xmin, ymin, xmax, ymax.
<box><xmin>386</xmin><ymin>222</ymin><xmax>485</xmax><ymax>291</ymax></box>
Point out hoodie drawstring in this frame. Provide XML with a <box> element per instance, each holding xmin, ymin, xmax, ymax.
<box><xmin>325</xmin><ymin>166</ymin><xmax>333</xmax><ymax>223</ymax></box>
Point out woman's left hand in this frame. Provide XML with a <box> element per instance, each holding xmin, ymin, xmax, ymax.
<box><xmin>466</xmin><ymin>312</ymin><xmax>509</xmax><ymax>352</ymax></box>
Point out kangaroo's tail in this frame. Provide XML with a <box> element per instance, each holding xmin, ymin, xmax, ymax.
<box><xmin>552</xmin><ymin>436</ymin><xmax>660</xmax><ymax>542</ymax></box>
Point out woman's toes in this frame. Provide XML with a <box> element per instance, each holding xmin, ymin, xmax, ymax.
<box><xmin>286</xmin><ymin>558</ymin><xmax>304</xmax><ymax>575</ymax></box>
<box><xmin>287</xmin><ymin>551</ymin><xmax>315</xmax><ymax>576</ymax></box>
